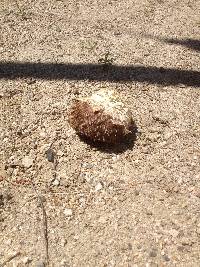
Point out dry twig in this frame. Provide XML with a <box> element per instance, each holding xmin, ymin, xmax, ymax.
<box><xmin>31</xmin><ymin>181</ymin><xmax>49</xmax><ymax>265</ymax></box>
<box><xmin>0</xmin><ymin>252</ymin><xmax>20</xmax><ymax>267</ymax></box>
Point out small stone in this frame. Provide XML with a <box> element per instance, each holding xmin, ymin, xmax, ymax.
<box><xmin>128</xmin><ymin>243</ymin><xmax>132</xmax><ymax>250</ymax></box>
<box><xmin>146</xmin><ymin>210</ymin><xmax>153</xmax><ymax>216</ymax></box>
<box><xmin>22</xmin><ymin>156</ymin><xmax>34</xmax><ymax>168</ymax></box>
<box><xmin>164</xmin><ymin>132</ymin><xmax>172</xmax><ymax>140</ymax></box>
<box><xmin>0</xmin><ymin>194</ymin><xmax>3</xmax><ymax>206</ymax></box>
<box><xmin>169</xmin><ymin>229</ymin><xmax>179</xmax><ymax>238</ymax></box>
<box><xmin>12</xmin><ymin>168</ymin><xmax>19</xmax><ymax>176</ymax></box>
<box><xmin>177</xmin><ymin>246</ymin><xmax>185</xmax><ymax>252</ymax></box>
<box><xmin>134</xmin><ymin>189</ymin><xmax>140</xmax><ymax>196</ymax></box>
<box><xmin>193</xmin><ymin>189</ymin><xmax>200</xmax><ymax>198</ymax></box>
<box><xmin>181</xmin><ymin>237</ymin><xmax>192</xmax><ymax>246</ymax></box>
<box><xmin>114</xmin><ymin>31</ymin><xmax>121</xmax><ymax>36</ymax></box>
<box><xmin>95</xmin><ymin>182</ymin><xmax>103</xmax><ymax>191</ymax></box>
<box><xmin>74</xmin><ymin>235</ymin><xmax>79</xmax><ymax>240</ymax></box>
<box><xmin>146</xmin><ymin>263</ymin><xmax>158</xmax><ymax>267</ymax></box>
<box><xmin>57</xmin><ymin>150</ymin><xmax>64</xmax><ymax>157</ymax></box>
<box><xmin>57</xmin><ymin>170</ymin><xmax>68</xmax><ymax>180</ymax></box>
<box><xmin>196</xmin><ymin>228</ymin><xmax>200</xmax><ymax>235</ymax></box>
<box><xmin>40</xmin><ymin>144</ymin><xmax>51</xmax><ymax>153</ymax></box>
<box><xmin>112</xmin><ymin>155</ymin><xmax>120</xmax><ymax>161</ymax></box>
<box><xmin>82</xmin><ymin>163</ymin><xmax>93</xmax><ymax>169</ymax></box>
<box><xmin>163</xmin><ymin>254</ymin><xmax>170</xmax><ymax>261</ymax></box>
<box><xmin>64</xmin><ymin>208</ymin><xmax>73</xmax><ymax>216</ymax></box>
<box><xmin>40</xmin><ymin>131</ymin><xmax>46</xmax><ymax>138</ymax></box>
<box><xmin>5</xmin><ymin>239</ymin><xmax>12</xmax><ymax>245</ymax></box>
<box><xmin>149</xmin><ymin>249</ymin><xmax>157</xmax><ymax>257</ymax></box>
<box><xmin>60</xmin><ymin>238</ymin><xmax>67</xmax><ymax>247</ymax></box>
<box><xmin>45</xmin><ymin>148</ymin><xmax>55</xmax><ymax>162</ymax></box>
<box><xmin>22</xmin><ymin>257</ymin><xmax>32</xmax><ymax>264</ymax></box>
<box><xmin>25</xmin><ymin>78</ymin><xmax>36</xmax><ymax>85</ymax></box>
<box><xmin>3</xmin><ymin>137</ymin><xmax>9</xmax><ymax>142</ymax></box>
<box><xmin>52</xmin><ymin>179</ymin><xmax>60</xmax><ymax>186</ymax></box>
<box><xmin>35</xmin><ymin>261</ymin><xmax>45</xmax><ymax>267</ymax></box>
<box><xmin>60</xmin><ymin>259</ymin><xmax>70</xmax><ymax>267</ymax></box>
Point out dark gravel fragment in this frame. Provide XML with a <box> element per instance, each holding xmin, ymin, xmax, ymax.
<box><xmin>45</xmin><ymin>148</ymin><xmax>55</xmax><ymax>163</ymax></box>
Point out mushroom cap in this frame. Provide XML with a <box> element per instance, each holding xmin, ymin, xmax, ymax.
<box><xmin>68</xmin><ymin>89</ymin><xmax>133</xmax><ymax>144</ymax></box>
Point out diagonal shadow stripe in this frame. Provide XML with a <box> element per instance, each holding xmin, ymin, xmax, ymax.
<box><xmin>143</xmin><ymin>34</ymin><xmax>200</xmax><ymax>53</ymax></box>
<box><xmin>0</xmin><ymin>61</ymin><xmax>199</xmax><ymax>87</ymax></box>
<box><xmin>163</xmin><ymin>38</ymin><xmax>200</xmax><ymax>52</ymax></box>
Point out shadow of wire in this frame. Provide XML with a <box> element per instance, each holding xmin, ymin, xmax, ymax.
<box><xmin>143</xmin><ymin>33</ymin><xmax>200</xmax><ymax>53</ymax></box>
<box><xmin>0</xmin><ymin>61</ymin><xmax>199</xmax><ymax>87</ymax></box>
<box><xmin>163</xmin><ymin>38</ymin><xmax>200</xmax><ymax>52</ymax></box>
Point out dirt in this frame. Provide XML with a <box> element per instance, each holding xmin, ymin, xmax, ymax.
<box><xmin>0</xmin><ymin>0</ymin><xmax>200</xmax><ymax>266</ymax></box>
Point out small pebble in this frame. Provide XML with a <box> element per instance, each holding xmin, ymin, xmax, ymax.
<box><xmin>26</xmin><ymin>78</ymin><xmax>36</xmax><ymax>85</ymax></box>
<box><xmin>163</xmin><ymin>254</ymin><xmax>170</xmax><ymax>262</ymax></box>
<box><xmin>45</xmin><ymin>148</ymin><xmax>55</xmax><ymax>162</ymax></box>
<box><xmin>74</xmin><ymin>235</ymin><xmax>79</xmax><ymax>240</ymax></box>
<box><xmin>35</xmin><ymin>260</ymin><xmax>45</xmax><ymax>267</ymax></box>
<box><xmin>95</xmin><ymin>182</ymin><xmax>103</xmax><ymax>191</ymax></box>
<box><xmin>64</xmin><ymin>208</ymin><xmax>73</xmax><ymax>216</ymax></box>
<box><xmin>164</xmin><ymin>132</ymin><xmax>173</xmax><ymax>140</ymax></box>
<box><xmin>128</xmin><ymin>243</ymin><xmax>132</xmax><ymax>250</ymax></box>
<box><xmin>40</xmin><ymin>131</ymin><xmax>46</xmax><ymax>138</ymax></box>
<box><xmin>5</xmin><ymin>239</ymin><xmax>12</xmax><ymax>245</ymax></box>
<box><xmin>149</xmin><ymin>248</ymin><xmax>157</xmax><ymax>257</ymax></box>
<box><xmin>134</xmin><ymin>189</ymin><xmax>140</xmax><ymax>196</ymax></box>
<box><xmin>22</xmin><ymin>257</ymin><xmax>32</xmax><ymax>264</ymax></box>
<box><xmin>146</xmin><ymin>263</ymin><xmax>158</xmax><ymax>267</ymax></box>
<box><xmin>169</xmin><ymin>229</ymin><xmax>179</xmax><ymax>238</ymax></box>
<box><xmin>60</xmin><ymin>238</ymin><xmax>67</xmax><ymax>247</ymax></box>
<box><xmin>82</xmin><ymin>163</ymin><xmax>93</xmax><ymax>169</ymax></box>
<box><xmin>22</xmin><ymin>156</ymin><xmax>34</xmax><ymax>168</ymax></box>
<box><xmin>193</xmin><ymin>189</ymin><xmax>200</xmax><ymax>198</ymax></box>
<box><xmin>52</xmin><ymin>179</ymin><xmax>60</xmax><ymax>186</ymax></box>
<box><xmin>57</xmin><ymin>150</ymin><xmax>64</xmax><ymax>157</ymax></box>
<box><xmin>0</xmin><ymin>194</ymin><xmax>3</xmax><ymax>206</ymax></box>
<box><xmin>60</xmin><ymin>259</ymin><xmax>70</xmax><ymax>267</ymax></box>
<box><xmin>146</xmin><ymin>210</ymin><xmax>153</xmax><ymax>216</ymax></box>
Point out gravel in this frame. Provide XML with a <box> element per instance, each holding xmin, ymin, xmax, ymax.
<box><xmin>22</xmin><ymin>156</ymin><xmax>34</xmax><ymax>168</ymax></box>
<box><xmin>0</xmin><ymin>0</ymin><xmax>200</xmax><ymax>266</ymax></box>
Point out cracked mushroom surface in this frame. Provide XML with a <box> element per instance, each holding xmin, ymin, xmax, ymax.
<box><xmin>68</xmin><ymin>89</ymin><xmax>134</xmax><ymax>144</ymax></box>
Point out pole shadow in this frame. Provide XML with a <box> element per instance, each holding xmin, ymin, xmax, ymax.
<box><xmin>143</xmin><ymin>33</ymin><xmax>200</xmax><ymax>53</ymax></box>
<box><xmin>163</xmin><ymin>38</ymin><xmax>200</xmax><ymax>52</ymax></box>
<box><xmin>0</xmin><ymin>61</ymin><xmax>199</xmax><ymax>87</ymax></box>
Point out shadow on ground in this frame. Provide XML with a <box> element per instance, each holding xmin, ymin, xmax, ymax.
<box><xmin>143</xmin><ymin>33</ymin><xmax>200</xmax><ymax>53</ymax></box>
<box><xmin>78</xmin><ymin>124</ymin><xmax>139</xmax><ymax>154</ymax></box>
<box><xmin>0</xmin><ymin>61</ymin><xmax>200</xmax><ymax>87</ymax></box>
<box><xmin>163</xmin><ymin>38</ymin><xmax>200</xmax><ymax>52</ymax></box>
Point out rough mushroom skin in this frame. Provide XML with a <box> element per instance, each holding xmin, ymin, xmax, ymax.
<box><xmin>68</xmin><ymin>90</ymin><xmax>133</xmax><ymax>144</ymax></box>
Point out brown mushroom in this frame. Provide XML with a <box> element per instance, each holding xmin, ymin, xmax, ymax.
<box><xmin>68</xmin><ymin>89</ymin><xmax>134</xmax><ymax>144</ymax></box>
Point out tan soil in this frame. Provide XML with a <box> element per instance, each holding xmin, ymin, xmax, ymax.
<box><xmin>0</xmin><ymin>0</ymin><xmax>200</xmax><ymax>266</ymax></box>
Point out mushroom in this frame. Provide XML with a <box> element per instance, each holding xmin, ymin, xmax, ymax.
<box><xmin>68</xmin><ymin>89</ymin><xmax>134</xmax><ymax>144</ymax></box>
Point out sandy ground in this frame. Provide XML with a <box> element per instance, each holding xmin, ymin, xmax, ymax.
<box><xmin>0</xmin><ymin>0</ymin><xmax>200</xmax><ymax>266</ymax></box>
